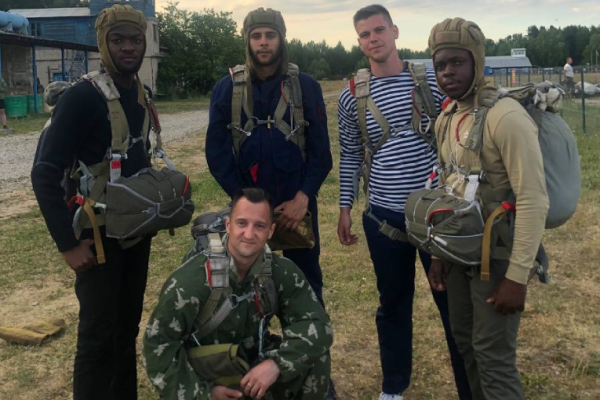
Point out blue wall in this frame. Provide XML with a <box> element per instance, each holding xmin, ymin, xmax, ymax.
<box><xmin>29</xmin><ymin>17</ymin><xmax>96</xmax><ymax>45</ymax></box>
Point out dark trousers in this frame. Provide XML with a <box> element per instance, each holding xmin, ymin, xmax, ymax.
<box><xmin>283</xmin><ymin>198</ymin><xmax>324</xmax><ymax>306</ymax></box>
<box><xmin>73</xmin><ymin>235</ymin><xmax>152</xmax><ymax>400</ymax></box>
<box><xmin>446</xmin><ymin>261</ymin><xmax>524</xmax><ymax>400</ymax></box>
<box><xmin>363</xmin><ymin>205</ymin><xmax>471</xmax><ymax>399</ymax></box>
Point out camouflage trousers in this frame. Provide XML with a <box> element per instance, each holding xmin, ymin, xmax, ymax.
<box><xmin>250</xmin><ymin>353</ymin><xmax>331</xmax><ymax>400</ymax></box>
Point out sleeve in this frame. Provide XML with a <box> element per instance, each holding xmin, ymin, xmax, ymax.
<box><xmin>205</xmin><ymin>77</ymin><xmax>246</xmax><ymax>199</ymax></box>
<box><xmin>143</xmin><ymin>264</ymin><xmax>213</xmax><ymax>400</ymax></box>
<box><xmin>30</xmin><ymin>86</ymin><xmax>92</xmax><ymax>252</ymax></box>
<box><xmin>337</xmin><ymin>86</ymin><xmax>364</xmax><ymax>208</ymax></box>
<box><xmin>491</xmin><ymin>108</ymin><xmax>549</xmax><ymax>284</ymax></box>
<box><xmin>298</xmin><ymin>76</ymin><xmax>333</xmax><ymax>199</ymax></box>
<box><xmin>266</xmin><ymin>258</ymin><xmax>333</xmax><ymax>382</ymax></box>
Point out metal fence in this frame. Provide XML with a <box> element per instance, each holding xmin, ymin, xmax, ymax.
<box><xmin>488</xmin><ymin>65</ymin><xmax>600</xmax><ymax>135</ymax></box>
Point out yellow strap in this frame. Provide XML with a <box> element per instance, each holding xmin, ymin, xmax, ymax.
<box><xmin>481</xmin><ymin>205</ymin><xmax>508</xmax><ymax>281</ymax></box>
<box><xmin>82</xmin><ymin>199</ymin><xmax>106</xmax><ymax>265</ymax></box>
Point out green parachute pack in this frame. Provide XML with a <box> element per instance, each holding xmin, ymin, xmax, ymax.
<box><xmin>405</xmin><ymin>81</ymin><xmax>580</xmax><ymax>283</ymax></box>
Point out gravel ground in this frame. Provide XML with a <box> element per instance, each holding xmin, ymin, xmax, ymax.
<box><xmin>0</xmin><ymin>109</ymin><xmax>208</xmax><ymax>195</ymax></box>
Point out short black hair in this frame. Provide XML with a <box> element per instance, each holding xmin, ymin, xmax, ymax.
<box><xmin>231</xmin><ymin>188</ymin><xmax>275</xmax><ymax>221</ymax></box>
<box><xmin>353</xmin><ymin>4</ymin><xmax>393</xmax><ymax>27</ymax></box>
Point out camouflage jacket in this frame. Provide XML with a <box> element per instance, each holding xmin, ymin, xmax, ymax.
<box><xmin>143</xmin><ymin>250</ymin><xmax>333</xmax><ymax>400</ymax></box>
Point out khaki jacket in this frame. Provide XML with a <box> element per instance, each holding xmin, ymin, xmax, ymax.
<box><xmin>436</xmin><ymin>95</ymin><xmax>549</xmax><ymax>284</ymax></box>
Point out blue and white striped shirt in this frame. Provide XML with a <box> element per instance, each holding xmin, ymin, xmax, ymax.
<box><xmin>338</xmin><ymin>69</ymin><xmax>444</xmax><ymax>212</ymax></box>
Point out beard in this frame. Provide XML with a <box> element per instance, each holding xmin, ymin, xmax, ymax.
<box><xmin>250</xmin><ymin>46</ymin><xmax>281</xmax><ymax>67</ymax></box>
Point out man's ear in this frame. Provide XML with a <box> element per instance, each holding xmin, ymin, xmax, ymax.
<box><xmin>225</xmin><ymin>216</ymin><xmax>231</xmax><ymax>235</ymax></box>
<box><xmin>267</xmin><ymin>222</ymin><xmax>276</xmax><ymax>240</ymax></box>
<box><xmin>392</xmin><ymin>25</ymin><xmax>399</xmax><ymax>39</ymax></box>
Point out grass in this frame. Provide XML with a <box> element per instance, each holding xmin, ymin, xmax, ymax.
<box><xmin>153</xmin><ymin>96</ymin><xmax>211</xmax><ymax>115</ymax></box>
<box><xmin>0</xmin><ymin>81</ymin><xmax>599</xmax><ymax>400</ymax></box>
<box><xmin>3</xmin><ymin>113</ymin><xmax>49</xmax><ymax>135</ymax></box>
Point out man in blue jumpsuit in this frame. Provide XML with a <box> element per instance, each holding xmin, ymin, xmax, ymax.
<box><xmin>206</xmin><ymin>8</ymin><xmax>332</xmax><ymax>307</ymax></box>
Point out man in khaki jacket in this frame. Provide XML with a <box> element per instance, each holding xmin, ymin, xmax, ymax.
<box><xmin>427</xmin><ymin>18</ymin><xmax>549</xmax><ymax>400</ymax></box>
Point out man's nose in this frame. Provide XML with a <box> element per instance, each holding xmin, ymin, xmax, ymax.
<box><xmin>121</xmin><ymin>40</ymin><xmax>135</xmax><ymax>51</ymax></box>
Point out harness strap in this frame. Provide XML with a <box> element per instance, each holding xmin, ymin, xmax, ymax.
<box><xmin>481</xmin><ymin>203</ymin><xmax>513</xmax><ymax>281</ymax></box>
<box><xmin>364</xmin><ymin>206</ymin><xmax>408</xmax><ymax>242</ymax></box>
<box><xmin>407</xmin><ymin>62</ymin><xmax>437</xmax><ymax>146</ymax></box>
<box><xmin>273</xmin><ymin>68</ymin><xmax>307</xmax><ymax>161</ymax></box>
<box><xmin>82</xmin><ymin>198</ymin><xmax>106</xmax><ymax>264</ymax></box>
<box><xmin>194</xmin><ymin>246</ymin><xmax>276</xmax><ymax>340</ymax></box>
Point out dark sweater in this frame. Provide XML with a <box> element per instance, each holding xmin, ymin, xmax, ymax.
<box><xmin>31</xmin><ymin>78</ymin><xmax>149</xmax><ymax>253</ymax></box>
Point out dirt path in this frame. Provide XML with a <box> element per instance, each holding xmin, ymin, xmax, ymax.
<box><xmin>0</xmin><ymin>110</ymin><xmax>209</xmax><ymax>219</ymax></box>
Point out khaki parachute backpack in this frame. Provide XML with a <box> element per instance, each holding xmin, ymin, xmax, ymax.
<box><xmin>405</xmin><ymin>81</ymin><xmax>580</xmax><ymax>283</ymax></box>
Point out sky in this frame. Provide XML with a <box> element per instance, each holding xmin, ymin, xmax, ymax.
<box><xmin>155</xmin><ymin>0</ymin><xmax>600</xmax><ymax>51</ymax></box>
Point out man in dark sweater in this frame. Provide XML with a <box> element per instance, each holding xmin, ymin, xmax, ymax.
<box><xmin>31</xmin><ymin>5</ymin><xmax>152</xmax><ymax>400</ymax></box>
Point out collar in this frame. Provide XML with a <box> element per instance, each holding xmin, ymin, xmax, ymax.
<box><xmin>228</xmin><ymin>246</ymin><xmax>269</xmax><ymax>285</ymax></box>
<box><xmin>456</xmin><ymin>94</ymin><xmax>476</xmax><ymax>112</ymax></box>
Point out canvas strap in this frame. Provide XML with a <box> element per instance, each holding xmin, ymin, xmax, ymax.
<box><xmin>229</xmin><ymin>64</ymin><xmax>307</xmax><ymax>163</ymax></box>
<box><xmin>194</xmin><ymin>246</ymin><xmax>276</xmax><ymax>340</ymax></box>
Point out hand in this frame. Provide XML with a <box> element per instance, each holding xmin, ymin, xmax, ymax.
<box><xmin>428</xmin><ymin>259</ymin><xmax>447</xmax><ymax>292</ymax></box>
<box><xmin>61</xmin><ymin>239</ymin><xmax>97</xmax><ymax>272</ymax></box>
<box><xmin>240</xmin><ymin>359</ymin><xmax>280</xmax><ymax>399</ymax></box>
<box><xmin>337</xmin><ymin>207</ymin><xmax>358</xmax><ymax>246</ymax></box>
<box><xmin>211</xmin><ymin>385</ymin><xmax>243</xmax><ymax>400</ymax></box>
<box><xmin>274</xmin><ymin>191</ymin><xmax>309</xmax><ymax>231</ymax></box>
<box><xmin>487</xmin><ymin>278</ymin><xmax>527</xmax><ymax>315</ymax></box>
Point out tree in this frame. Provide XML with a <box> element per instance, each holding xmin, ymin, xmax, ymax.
<box><xmin>157</xmin><ymin>2</ymin><xmax>244</xmax><ymax>95</ymax></box>
<box><xmin>308</xmin><ymin>58</ymin><xmax>331</xmax><ymax>80</ymax></box>
<box><xmin>582</xmin><ymin>33</ymin><xmax>600</xmax><ymax>66</ymax></box>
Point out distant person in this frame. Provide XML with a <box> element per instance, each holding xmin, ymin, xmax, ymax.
<box><xmin>37</xmin><ymin>77</ymin><xmax>45</xmax><ymax>94</ymax></box>
<box><xmin>563</xmin><ymin>57</ymin><xmax>574</xmax><ymax>95</ymax></box>
<box><xmin>0</xmin><ymin>76</ymin><xmax>9</xmax><ymax>130</ymax></box>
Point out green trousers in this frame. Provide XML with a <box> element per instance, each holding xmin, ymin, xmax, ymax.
<box><xmin>445</xmin><ymin>260</ymin><xmax>524</xmax><ymax>400</ymax></box>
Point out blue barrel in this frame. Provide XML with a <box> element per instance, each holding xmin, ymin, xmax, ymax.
<box><xmin>5</xmin><ymin>95</ymin><xmax>28</xmax><ymax>117</ymax></box>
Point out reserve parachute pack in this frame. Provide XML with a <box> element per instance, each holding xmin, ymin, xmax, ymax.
<box><xmin>68</xmin><ymin>71</ymin><xmax>194</xmax><ymax>262</ymax></box>
<box><xmin>348</xmin><ymin>62</ymin><xmax>438</xmax><ymax>242</ymax></box>
<box><xmin>405</xmin><ymin>81</ymin><xmax>580</xmax><ymax>283</ymax></box>
<box><xmin>183</xmin><ymin>211</ymin><xmax>279</xmax><ymax>388</ymax></box>
<box><xmin>228</xmin><ymin>63</ymin><xmax>308</xmax><ymax>162</ymax></box>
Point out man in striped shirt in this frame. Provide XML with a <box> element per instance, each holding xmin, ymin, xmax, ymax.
<box><xmin>337</xmin><ymin>5</ymin><xmax>471</xmax><ymax>400</ymax></box>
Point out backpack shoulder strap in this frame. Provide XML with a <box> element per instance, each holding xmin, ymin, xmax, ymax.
<box><xmin>272</xmin><ymin>63</ymin><xmax>307</xmax><ymax>162</ymax></box>
<box><xmin>407</xmin><ymin>62</ymin><xmax>437</xmax><ymax>148</ymax></box>
<box><xmin>254</xmin><ymin>246</ymin><xmax>278</xmax><ymax>317</ymax></box>
<box><xmin>352</xmin><ymin>68</ymin><xmax>373</xmax><ymax>145</ymax></box>
<box><xmin>82</xmin><ymin>71</ymin><xmax>130</xmax><ymax>156</ymax></box>
<box><xmin>228</xmin><ymin>65</ymin><xmax>254</xmax><ymax>163</ymax></box>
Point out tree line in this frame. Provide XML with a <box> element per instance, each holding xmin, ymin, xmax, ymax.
<box><xmin>158</xmin><ymin>5</ymin><xmax>600</xmax><ymax>95</ymax></box>
<box><xmin>4</xmin><ymin>1</ymin><xmax>598</xmax><ymax>94</ymax></box>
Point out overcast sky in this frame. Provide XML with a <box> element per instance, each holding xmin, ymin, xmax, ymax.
<box><xmin>155</xmin><ymin>0</ymin><xmax>600</xmax><ymax>51</ymax></box>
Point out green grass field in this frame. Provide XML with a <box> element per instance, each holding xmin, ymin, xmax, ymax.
<box><xmin>0</xmin><ymin>82</ymin><xmax>599</xmax><ymax>400</ymax></box>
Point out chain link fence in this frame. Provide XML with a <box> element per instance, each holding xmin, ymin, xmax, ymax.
<box><xmin>488</xmin><ymin>66</ymin><xmax>600</xmax><ymax>135</ymax></box>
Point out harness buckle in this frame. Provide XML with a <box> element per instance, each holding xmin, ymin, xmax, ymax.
<box><xmin>227</xmin><ymin>123</ymin><xmax>253</xmax><ymax>137</ymax></box>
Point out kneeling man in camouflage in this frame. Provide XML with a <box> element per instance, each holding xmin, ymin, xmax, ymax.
<box><xmin>144</xmin><ymin>188</ymin><xmax>332</xmax><ymax>400</ymax></box>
